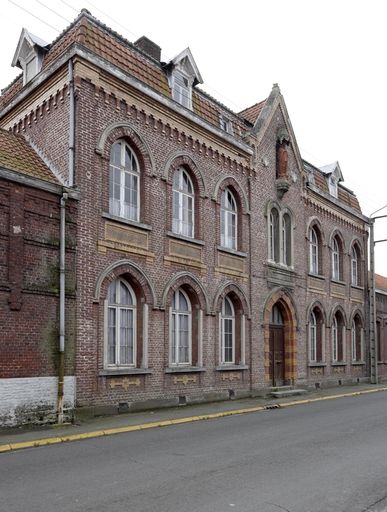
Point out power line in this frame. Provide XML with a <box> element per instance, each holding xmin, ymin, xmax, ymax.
<box><xmin>59</xmin><ymin>0</ymin><xmax>79</xmax><ymax>13</ymax></box>
<box><xmin>34</xmin><ymin>0</ymin><xmax>71</xmax><ymax>23</ymax></box>
<box><xmin>7</xmin><ymin>0</ymin><xmax>61</xmax><ymax>32</ymax></box>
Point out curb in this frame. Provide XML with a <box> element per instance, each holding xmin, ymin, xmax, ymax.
<box><xmin>1</xmin><ymin>386</ymin><xmax>387</xmax><ymax>454</ymax></box>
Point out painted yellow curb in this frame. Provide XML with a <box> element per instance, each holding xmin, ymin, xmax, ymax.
<box><xmin>1</xmin><ymin>386</ymin><xmax>387</xmax><ymax>454</ymax></box>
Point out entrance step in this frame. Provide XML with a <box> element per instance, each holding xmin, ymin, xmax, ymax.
<box><xmin>268</xmin><ymin>385</ymin><xmax>293</xmax><ymax>392</ymax></box>
<box><xmin>270</xmin><ymin>388</ymin><xmax>308</xmax><ymax>398</ymax></box>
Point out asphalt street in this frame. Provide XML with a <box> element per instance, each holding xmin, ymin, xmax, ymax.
<box><xmin>1</xmin><ymin>392</ymin><xmax>387</xmax><ymax>512</ymax></box>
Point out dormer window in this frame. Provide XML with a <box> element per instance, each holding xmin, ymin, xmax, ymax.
<box><xmin>219</xmin><ymin>114</ymin><xmax>233</xmax><ymax>135</ymax></box>
<box><xmin>328</xmin><ymin>175</ymin><xmax>338</xmax><ymax>198</ymax></box>
<box><xmin>167</xmin><ymin>47</ymin><xmax>203</xmax><ymax>112</ymax></box>
<box><xmin>172</xmin><ymin>70</ymin><xmax>192</xmax><ymax>109</ymax></box>
<box><xmin>12</xmin><ymin>28</ymin><xmax>48</xmax><ymax>86</ymax></box>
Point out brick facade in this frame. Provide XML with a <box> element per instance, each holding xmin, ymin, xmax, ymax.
<box><xmin>0</xmin><ymin>10</ymin><xmax>371</xmax><ymax>424</ymax></box>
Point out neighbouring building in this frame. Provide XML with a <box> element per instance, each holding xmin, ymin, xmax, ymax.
<box><xmin>0</xmin><ymin>9</ymin><xmax>370</xmax><ymax>425</ymax></box>
<box><xmin>375</xmin><ymin>274</ymin><xmax>387</xmax><ymax>381</ymax></box>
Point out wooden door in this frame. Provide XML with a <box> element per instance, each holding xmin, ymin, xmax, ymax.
<box><xmin>269</xmin><ymin>325</ymin><xmax>285</xmax><ymax>386</ymax></box>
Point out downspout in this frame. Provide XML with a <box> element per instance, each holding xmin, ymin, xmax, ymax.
<box><xmin>57</xmin><ymin>191</ymin><xmax>68</xmax><ymax>424</ymax></box>
<box><xmin>57</xmin><ymin>59</ymin><xmax>75</xmax><ymax>424</ymax></box>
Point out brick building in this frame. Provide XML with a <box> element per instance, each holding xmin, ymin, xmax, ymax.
<box><xmin>0</xmin><ymin>10</ymin><xmax>370</xmax><ymax>424</ymax></box>
<box><xmin>375</xmin><ymin>274</ymin><xmax>387</xmax><ymax>381</ymax></box>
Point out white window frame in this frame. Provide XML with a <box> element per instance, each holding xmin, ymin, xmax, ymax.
<box><xmin>172</xmin><ymin>167</ymin><xmax>194</xmax><ymax>238</ymax></box>
<box><xmin>351</xmin><ymin>319</ymin><xmax>363</xmax><ymax>362</ymax></box>
<box><xmin>172</xmin><ymin>70</ymin><xmax>192</xmax><ymax>109</ymax></box>
<box><xmin>106</xmin><ymin>279</ymin><xmax>136</xmax><ymax>368</ymax></box>
<box><xmin>332</xmin><ymin>237</ymin><xmax>340</xmax><ymax>280</ymax></box>
<box><xmin>219</xmin><ymin>114</ymin><xmax>234</xmax><ymax>135</ymax></box>
<box><xmin>329</xmin><ymin>175</ymin><xmax>338</xmax><ymax>198</ymax></box>
<box><xmin>281</xmin><ymin>212</ymin><xmax>292</xmax><ymax>266</ymax></box>
<box><xmin>221</xmin><ymin>296</ymin><xmax>235</xmax><ymax>364</ymax></box>
<box><xmin>221</xmin><ymin>188</ymin><xmax>237</xmax><ymax>250</ymax></box>
<box><xmin>171</xmin><ymin>289</ymin><xmax>192</xmax><ymax>366</ymax></box>
<box><xmin>269</xmin><ymin>208</ymin><xmax>279</xmax><ymax>262</ymax></box>
<box><xmin>351</xmin><ymin>246</ymin><xmax>359</xmax><ymax>286</ymax></box>
<box><xmin>309</xmin><ymin>311</ymin><xmax>317</xmax><ymax>363</ymax></box>
<box><xmin>332</xmin><ymin>315</ymin><xmax>338</xmax><ymax>362</ymax></box>
<box><xmin>309</xmin><ymin>227</ymin><xmax>319</xmax><ymax>274</ymax></box>
<box><xmin>109</xmin><ymin>140</ymin><xmax>140</xmax><ymax>221</ymax></box>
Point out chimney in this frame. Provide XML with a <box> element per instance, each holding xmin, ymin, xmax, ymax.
<box><xmin>134</xmin><ymin>36</ymin><xmax>161</xmax><ymax>61</ymax></box>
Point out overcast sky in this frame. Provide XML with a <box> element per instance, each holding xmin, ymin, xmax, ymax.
<box><xmin>2</xmin><ymin>0</ymin><xmax>387</xmax><ymax>274</ymax></box>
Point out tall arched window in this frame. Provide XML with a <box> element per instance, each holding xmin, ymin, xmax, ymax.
<box><xmin>109</xmin><ymin>140</ymin><xmax>140</xmax><ymax>221</ymax></box>
<box><xmin>282</xmin><ymin>212</ymin><xmax>292</xmax><ymax>266</ymax></box>
<box><xmin>171</xmin><ymin>289</ymin><xmax>192</xmax><ymax>365</ymax></box>
<box><xmin>309</xmin><ymin>227</ymin><xmax>319</xmax><ymax>274</ymax></box>
<box><xmin>172</xmin><ymin>167</ymin><xmax>194</xmax><ymax>237</ymax></box>
<box><xmin>351</xmin><ymin>244</ymin><xmax>361</xmax><ymax>286</ymax></box>
<box><xmin>107</xmin><ymin>279</ymin><xmax>136</xmax><ymax>366</ymax></box>
<box><xmin>351</xmin><ymin>315</ymin><xmax>363</xmax><ymax>362</ymax></box>
<box><xmin>332</xmin><ymin>236</ymin><xmax>340</xmax><ymax>280</ymax></box>
<box><xmin>269</xmin><ymin>208</ymin><xmax>280</xmax><ymax>262</ymax></box>
<box><xmin>221</xmin><ymin>188</ymin><xmax>237</xmax><ymax>250</ymax></box>
<box><xmin>221</xmin><ymin>296</ymin><xmax>235</xmax><ymax>364</ymax></box>
<box><xmin>309</xmin><ymin>307</ymin><xmax>324</xmax><ymax>363</ymax></box>
<box><xmin>332</xmin><ymin>311</ymin><xmax>344</xmax><ymax>362</ymax></box>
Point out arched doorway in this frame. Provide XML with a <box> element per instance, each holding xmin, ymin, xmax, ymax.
<box><xmin>263</xmin><ymin>290</ymin><xmax>298</xmax><ymax>387</ymax></box>
<box><xmin>269</xmin><ymin>303</ymin><xmax>285</xmax><ymax>386</ymax></box>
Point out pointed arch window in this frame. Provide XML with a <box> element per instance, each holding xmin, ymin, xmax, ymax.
<box><xmin>282</xmin><ymin>212</ymin><xmax>292</xmax><ymax>266</ymax></box>
<box><xmin>332</xmin><ymin>236</ymin><xmax>340</xmax><ymax>280</ymax></box>
<box><xmin>309</xmin><ymin>307</ymin><xmax>324</xmax><ymax>363</ymax></box>
<box><xmin>109</xmin><ymin>140</ymin><xmax>140</xmax><ymax>221</ymax></box>
<box><xmin>221</xmin><ymin>296</ymin><xmax>235</xmax><ymax>364</ymax></box>
<box><xmin>351</xmin><ymin>245</ymin><xmax>362</xmax><ymax>286</ymax></box>
<box><xmin>171</xmin><ymin>289</ymin><xmax>192</xmax><ymax>365</ymax></box>
<box><xmin>107</xmin><ymin>279</ymin><xmax>136</xmax><ymax>366</ymax></box>
<box><xmin>221</xmin><ymin>188</ymin><xmax>237</xmax><ymax>250</ymax></box>
<box><xmin>172</xmin><ymin>167</ymin><xmax>194</xmax><ymax>237</ymax></box>
<box><xmin>351</xmin><ymin>315</ymin><xmax>363</xmax><ymax>362</ymax></box>
<box><xmin>269</xmin><ymin>208</ymin><xmax>280</xmax><ymax>262</ymax></box>
<box><xmin>332</xmin><ymin>312</ymin><xmax>344</xmax><ymax>362</ymax></box>
<box><xmin>309</xmin><ymin>227</ymin><xmax>319</xmax><ymax>274</ymax></box>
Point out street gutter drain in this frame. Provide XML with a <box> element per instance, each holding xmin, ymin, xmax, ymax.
<box><xmin>265</xmin><ymin>404</ymin><xmax>281</xmax><ymax>410</ymax></box>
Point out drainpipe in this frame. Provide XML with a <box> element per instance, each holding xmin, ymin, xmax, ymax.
<box><xmin>57</xmin><ymin>191</ymin><xmax>68</xmax><ymax>424</ymax></box>
<box><xmin>68</xmin><ymin>59</ymin><xmax>75</xmax><ymax>187</ymax></box>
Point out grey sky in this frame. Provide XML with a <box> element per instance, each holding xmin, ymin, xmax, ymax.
<box><xmin>2</xmin><ymin>0</ymin><xmax>387</xmax><ymax>274</ymax></box>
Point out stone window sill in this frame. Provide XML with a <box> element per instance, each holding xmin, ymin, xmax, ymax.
<box><xmin>165</xmin><ymin>366</ymin><xmax>205</xmax><ymax>373</ymax></box>
<box><xmin>308</xmin><ymin>272</ymin><xmax>325</xmax><ymax>280</ymax></box>
<box><xmin>351</xmin><ymin>361</ymin><xmax>365</xmax><ymax>366</ymax></box>
<box><xmin>102</xmin><ymin>212</ymin><xmax>152</xmax><ymax>231</ymax></box>
<box><xmin>331</xmin><ymin>278</ymin><xmax>346</xmax><ymax>286</ymax></box>
<box><xmin>331</xmin><ymin>362</ymin><xmax>347</xmax><ymax>366</ymax></box>
<box><xmin>215</xmin><ymin>365</ymin><xmax>248</xmax><ymax>371</ymax></box>
<box><xmin>267</xmin><ymin>261</ymin><xmax>295</xmax><ymax>273</ymax></box>
<box><xmin>351</xmin><ymin>285</ymin><xmax>364</xmax><ymax>290</ymax></box>
<box><xmin>99</xmin><ymin>368</ymin><xmax>153</xmax><ymax>376</ymax></box>
<box><xmin>308</xmin><ymin>362</ymin><xmax>327</xmax><ymax>367</ymax></box>
<box><xmin>166</xmin><ymin>231</ymin><xmax>205</xmax><ymax>246</ymax></box>
<box><xmin>217</xmin><ymin>246</ymin><xmax>247</xmax><ymax>258</ymax></box>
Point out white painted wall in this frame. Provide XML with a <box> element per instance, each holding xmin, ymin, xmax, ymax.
<box><xmin>0</xmin><ymin>376</ymin><xmax>76</xmax><ymax>426</ymax></box>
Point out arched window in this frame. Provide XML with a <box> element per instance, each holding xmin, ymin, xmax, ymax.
<box><xmin>309</xmin><ymin>227</ymin><xmax>319</xmax><ymax>274</ymax></box>
<box><xmin>172</xmin><ymin>167</ymin><xmax>194</xmax><ymax>237</ymax></box>
<box><xmin>221</xmin><ymin>188</ymin><xmax>237</xmax><ymax>250</ymax></box>
<box><xmin>107</xmin><ymin>279</ymin><xmax>136</xmax><ymax>366</ymax></box>
<box><xmin>221</xmin><ymin>296</ymin><xmax>235</xmax><ymax>364</ymax></box>
<box><xmin>171</xmin><ymin>289</ymin><xmax>192</xmax><ymax>365</ymax></box>
<box><xmin>351</xmin><ymin>244</ymin><xmax>361</xmax><ymax>286</ymax></box>
<box><xmin>282</xmin><ymin>212</ymin><xmax>292</xmax><ymax>266</ymax></box>
<box><xmin>109</xmin><ymin>140</ymin><xmax>140</xmax><ymax>221</ymax></box>
<box><xmin>332</xmin><ymin>311</ymin><xmax>344</xmax><ymax>362</ymax></box>
<box><xmin>309</xmin><ymin>307</ymin><xmax>324</xmax><ymax>363</ymax></box>
<box><xmin>269</xmin><ymin>208</ymin><xmax>280</xmax><ymax>262</ymax></box>
<box><xmin>332</xmin><ymin>236</ymin><xmax>340</xmax><ymax>280</ymax></box>
<box><xmin>351</xmin><ymin>315</ymin><xmax>363</xmax><ymax>362</ymax></box>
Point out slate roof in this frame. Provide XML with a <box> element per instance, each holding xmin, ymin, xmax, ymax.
<box><xmin>0</xmin><ymin>129</ymin><xmax>58</xmax><ymax>184</ymax></box>
<box><xmin>0</xmin><ymin>10</ymin><xmax>252</xmax><ymax>138</ymax></box>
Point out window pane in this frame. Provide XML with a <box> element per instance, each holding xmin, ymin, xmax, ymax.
<box><xmin>224</xmin><ymin>297</ymin><xmax>233</xmax><ymax>316</ymax></box>
<box><xmin>108</xmin><ymin>281</ymin><xmax>117</xmax><ymax>304</ymax></box>
<box><xmin>171</xmin><ymin>313</ymin><xmax>176</xmax><ymax>364</ymax></box>
<box><xmin>179</xmin><ymin>314</ymin><xmax>189</xmax><ymax>363</ymax></box>
<box><xmin>108</xmin><ymin>308</ymin><xmax>116</xmax><ymax>364</ymax></box>
<box><xmin>224</xmin><ymin>318</ymin><xmax>233</xmax><ymax>363</ymax></box>
<box><xmin>110</xmin><ymin>143</ymin><xmax>121</xmax><ymax>166</ymax></box>
<box><xmin>178</xmin><ymin>290</ymin><xmax>189</xmax><ymax>311</ymax></box>
<box><xmin>120</xmin><ymin>282</ymin><xmax>133</xmax><ymax>305</ymax></box>
<box><xmin>120</xmin><ymin>309</ymin><xmax>134</xmax><ymax>365</ymax></box>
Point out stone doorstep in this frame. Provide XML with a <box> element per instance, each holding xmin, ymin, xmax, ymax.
<box><xmin>270</xmin><ymin>388</ymin><xmax>308</xmax><ymax>398</ymax></box>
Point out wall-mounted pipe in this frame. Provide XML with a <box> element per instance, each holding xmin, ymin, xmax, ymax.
<box><xmin>57</xmin><ymin>191</ymin><xmax>68</xmax><ymax>424</ymax></box>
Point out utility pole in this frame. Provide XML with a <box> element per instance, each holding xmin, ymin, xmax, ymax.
<box><xmin>369</xmin><ymin>206</ymin><xmax>387</xmax><ymax>384</ymax></box>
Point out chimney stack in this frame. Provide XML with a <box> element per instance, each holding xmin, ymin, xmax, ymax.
<box><xmin>134</xmin><ymin>36</ymin><xmax>161</xmax><ymax>61</ymax></box>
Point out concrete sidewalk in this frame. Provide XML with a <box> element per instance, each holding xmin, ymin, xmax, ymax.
<box><xmin>1</xmin><ymin>383</ymin><xmax>387</xmax><ymax>453</ymax></box>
